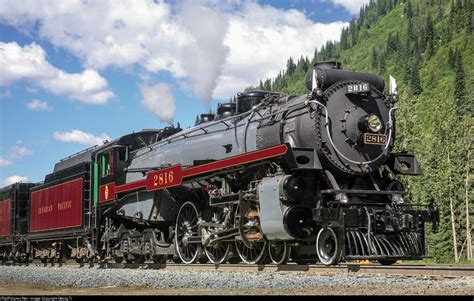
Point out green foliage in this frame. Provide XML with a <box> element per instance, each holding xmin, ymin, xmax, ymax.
<box><xmin>246</xmin><ymin>0</ymin><xmax>473</xmax><ymax>263</ymax></box>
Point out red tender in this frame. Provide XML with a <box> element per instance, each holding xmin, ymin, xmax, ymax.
<box><xmin>30</xmin><ymin>178</ymin><xmax>83</xmax><ymax>232</ymax></box>
<box><xmin>0</xmin><ymin>199</ymin><xmax>11</xmax><ymax>237</ymax></box>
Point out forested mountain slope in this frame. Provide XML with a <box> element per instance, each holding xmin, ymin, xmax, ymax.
<box><xmin>248</xmin><ymin>0</ymin><xmax>473</xmax><ymax>262</ymax></box>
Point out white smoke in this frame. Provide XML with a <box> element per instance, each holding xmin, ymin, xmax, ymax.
<box><xmin>177</xmin><ymin>3</ymin><xmax>230</xmax><ymax>103</ymax></box>
<box><xmin>139</xmin><ymin>83</ymin><xmax>176</xmax><ymax>123</ymax></box>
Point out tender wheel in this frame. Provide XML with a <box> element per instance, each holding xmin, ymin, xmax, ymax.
<box><xmin>113</xmin><ymin>256</ymin><xmax>123</xmax><ymax>263</ymax></box>
<box><xmin>316</xmin><ymin>227</ymin><xmax>342</xmax><ymax>266</ymax></box>
<box><xmin>378</xmin><ymin>259</ymin><xmax>397</xmax><ymax>266</ymax></box>
<box><xmin>268</xmin><ymin>241</ymin><xmax>291</xmax><ymax>265</ymax></box>
<box><xmin>175</xmin><ymin>201</ymin><xmax>201</xmax><ymax>264</ymax></box>
<box><xmin>204</xmin><ymin>243</ymin><xmax>231</xmax><ymax>264</ymax></box>
<box><xmin>235</xmin><ymin>240</ymin><xmax>267</xmax><ymax>264</ymax></box>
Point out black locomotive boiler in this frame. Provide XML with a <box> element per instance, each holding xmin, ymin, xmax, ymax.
<box><xmin>0</xmin><ymin>61</ymin><xmax>439</xmax><ymax>266</ymax></box>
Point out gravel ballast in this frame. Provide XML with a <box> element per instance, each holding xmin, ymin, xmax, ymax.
<box><xmin>0</xmin><ymin>266</ymin><xmax>471</xmax><ymax>295</ymax></box>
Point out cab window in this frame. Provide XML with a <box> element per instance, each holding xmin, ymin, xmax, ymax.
<box><xmin>118</xmin><ymin>147</ymin><xmax>128</xmax><ymax>161</ymax></box>
<box><xmin>101</xmin><ymin>153</ymin><xmax>113</xmax><ymax>177</ymax></box>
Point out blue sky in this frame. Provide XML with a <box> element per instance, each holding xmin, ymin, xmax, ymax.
<box><xmin>0</xmin><ymin>0</ymin><xmax>368</xmax><ymax>185</ymax></box>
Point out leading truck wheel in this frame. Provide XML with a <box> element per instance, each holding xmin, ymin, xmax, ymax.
<box><xmin>268</xmin><ymin>241</ymin><xmax>291</xmax><ymax>265</ymax></box>
<box><xmin>316</xmin><ymin>227</ymin><xmax>342</xmax><ymax>266</ymax></box>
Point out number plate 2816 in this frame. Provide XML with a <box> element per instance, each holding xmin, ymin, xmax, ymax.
<box><xmin>146</xmin><ymin>165</ymin><xmax>183</xmax><ymax>191</ymax></box>
<box><xmin>364</xmin><ymin>133</ymin><xmax>387</xmax><ymax>145</ymax></box>
<box><xmin>347</xmin><ymin>83</ymin><xmax>370</xmax><ymax>93</ymax></box>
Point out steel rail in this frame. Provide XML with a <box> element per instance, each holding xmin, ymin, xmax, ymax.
<box><xmin>4</xmin><ymin>262</ymin><xmax>472</xmax><ymax>278</ymax></box>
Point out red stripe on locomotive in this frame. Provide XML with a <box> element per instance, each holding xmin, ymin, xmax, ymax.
<box><xmin>30</xmin><ymin>178</ymin><xmax>83</xmax><ymax>232</ymax></box>
<box><xmin>119</xmin><ymin>144</ymin><xmax>289</xmax><ymax>194</ymax></box>
<box><xmin>0</xmin><ymin>199</ymin><xmax>11</xmax><ymax>237</ymax></box>
<box><xmin>182</xmin><ymin>144</ymin><xmax>288</xmax><ymax>178</ymax></box>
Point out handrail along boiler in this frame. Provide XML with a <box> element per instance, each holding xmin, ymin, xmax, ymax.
<box><xmin>0</xmin><ymin>61</ymin><xmax>439</xmax><ymax>266</ymax></box>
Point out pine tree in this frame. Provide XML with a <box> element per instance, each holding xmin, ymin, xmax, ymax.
<box><xmin>263</xmin><ymin>78</ymin><xmax>271</xmax><ymax>91</ymax></box>
<box><xmin>350</xmin><ymin>19</ymin><xmax>358</xmax><ymax>46</ymax></box>
<box><xmin>426</xmin><ymin>13</ymin><xmax>435</xmax><ymax>58</ymax></box>
<box><xmin>378</xmin><ymin>0</ymin><xmax>387</xmax><ymax>15</ymax></box>
<box><xmin>411</xmin><ymin>66</ymin><xmax>422</xmax><ymax>96</ymax></box>
<box><xmin>438</xmin><ymin>4</ymin><xmax>445</xmax><ymax>21</ymax></box>
<box><xmin>194</xmin><ymin>114</ymin><xmax>200</xmax><ymax>126</ymax></box>
<box><xmin>286</xmin><ymin>58</ymin><xmax>296</xmax><ymax>75</ymax></box>
<box><xmin>340</xmin><ymin>27</ymin><xmax>349</xmax><ymax>50</ymax></box>
<box><xmin>410</xmin><ymin>51</ymin><xmax>422</xmax><ymax>96</ymax></box>
<box><xmin>453</xmin><ymin>52</ymin><xmax>467</xmax><ymax>116</ymax></box>
<box><xmin>406</xmin><ymin>18</ymin><xmax>415</xmax><ymax>48</ymax></box>
<box><xmin>405</xmin><ymin>0</ymin><xmax>413</xmax><ymax>18</ymax></box>
<box><xmin>467</xmin><ymin>10</ymin><xmax>473</xmax><ymax>35</ymax></box>
<box><xmin>371</xmin><ymin>47</ymin><xmax>378</xmax><ymax>70</ymax></box>
<box><xmin>379</xmin><ymin>51</ymin><xmax>387</xmax><ymax>74</ymax></box>
<box><xmin>448</xmin><ymin>47</ymin><xmax>455</xmax><ymax>68</ymax></box>
<box><xmin>312</xmin><ymin>48</ymin><xmax>319</xmax><ymax>65</ymax></box>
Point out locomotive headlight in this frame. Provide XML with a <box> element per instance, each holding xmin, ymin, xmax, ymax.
<box><xmin>367</xmin><ymin>114</ymin><xmax>382</xmax><ymax>132</ymax></box>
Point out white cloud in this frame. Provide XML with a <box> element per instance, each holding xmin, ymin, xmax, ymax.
<box><xmin>1</xmin><ymin>175</ymin><xmax>29</xmax><ymax>186</ymax></box>
<box><xmin>0</xmin><ymin>1</ymin><xmax>348</xmax><ymax>102</ymax></box>
<box><xmin>325</xmin><ymin>0</ymin><xmax>370</xmax><ymax>15</ymax></box>
<box><xmin>10</xmin><ymin>145</ymin><xmax>33</xmax><ymax>159</ymax></box>
<box><xmin>0</xmin><ymin>42</ymin><xmax>114</xmax><ymax>104</ymax></box>
<box><xmin>0</xmin><ymin>142</ymin><xmax>33</xmax><ymax>167</ymax></box>
<box><xmin>53</xmin><ymin>130</ymin><xmax>111</xmax><ymax>147</ymax></box>
<box><xmin>0</xmin><ymin>157</ymin><xmax>12</xmax><ymax>167</ymax></box>
<box><xmin>139</xmin><ymin>83</ymin><xmax>175</xmax><ymax>123</ymax></box>
<box><xmin>214</xmin><ymin>3</ymin><xmax>348</xmax><ymax>98</ymax></box>
<box><xmin>27</xmin><ymin>99</ymin><xmax>52</xmax><ymax>111</ymax></box>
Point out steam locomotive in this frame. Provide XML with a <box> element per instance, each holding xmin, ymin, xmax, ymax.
<box><xmin>0</xmin><ymin>61</ymin><xmax>439</xmax><ymax>266</ymax></box>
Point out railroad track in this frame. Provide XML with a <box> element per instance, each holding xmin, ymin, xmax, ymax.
<box><xmin>3</xmin><ymin>262</ymin><xmax>473</xmax><ymax>278</ymax></box>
